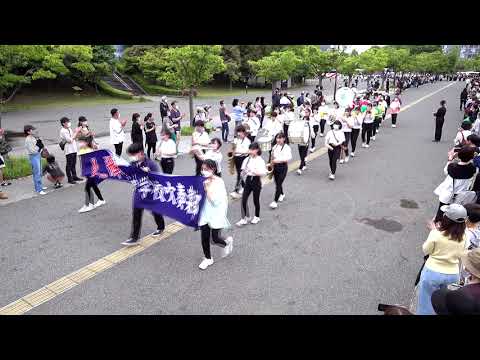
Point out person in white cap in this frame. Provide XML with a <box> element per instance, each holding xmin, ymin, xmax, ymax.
<box><xmin>159</xmin><ymin>96</ymin><xmax>170</xmax><ymax>128</ymax></box>
<box><xmin>417</xmin><ymin>203</ymin><xmax>467</xmax><ymax>315</ymax></box>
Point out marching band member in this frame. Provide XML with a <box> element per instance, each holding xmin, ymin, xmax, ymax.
<box><xmin>297</xmin><ymin>109</ymin><xmax>312</xmax><ymax>175</ymax></box>
<box><xmin>339</xmin><ymin>108</ymin><xmax>352</xmax><ymax>164</ymax></box>
<box><xmin>361</xmin><ymin>104</ymin><xmax>374</xmax><ymax>148</ymax></box>
<box><xmin>157</xmin><ymin>129</ymin><xmax>177</xmax><ymax>174</ymax></box>
<box><xmin>236</xmin><ymin>142</ymin><xmax>268</xmax><ymax>226</ymax></box>
<box><xmin>269</xmin><ymin>132</ymin><xmax>292</xmax><ymax>209</ymax></box>
<box><xmin>283</xmin><ymin>106</ymin><xmax>295</xmax><ymax>144</ymax></box>
<box><xmin>325</xmin><ymin>120</ymin><xmax>346</xmax><ymax>181</ymax></box>
<box><xmin>202</xmin><ymin>138</ymin><xmax>223</xmax><ymax>177</ymax></box>
<box><xmin>191</xmin><ymin>120</ymin><xmax>210</xmax><ymax>176</ymax></box>
<box><xmin>372</xmin><ymin>100</ymin><xmax>383</xmax><ymax>139</ymax></box>
<box><xmin>198</xmin><ymin>159</ymin><xmax>233</xmax><ymax>270</ymax></box>
<box><xmin>318</xmin><ymin>101</ymin><xmax>329</xmax><ymax>137</ymax></box>
<box><xmin>310</xmin><ymin>109</ymin><xmax>320</xmax><ymax>153</ymax></box>
<box><xmin>350</xmin><ymin>107</ymin><xmax>363</xmax><ymax>158</ymax></box>
<box><xmin>230</xmin><ymin>125</ymin><xmax>251</xmax><ymax>199</ymax></box>
<box><xmin>245</xmin><ymin>109</ymin><xmax>260</xmax><ymax>143</ymax></box>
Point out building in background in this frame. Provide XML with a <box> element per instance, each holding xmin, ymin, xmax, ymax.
<box><xmin>443</xmin><ymin>45</ymin><xmax>480</xmax><ymax>59</ymax></box>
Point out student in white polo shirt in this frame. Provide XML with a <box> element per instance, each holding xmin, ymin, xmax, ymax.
<box><xmin>109</xmin><ymin>108</ymin><xmax>126</xmax><ymax>156</ymax></box>
<box><xmin>157</xmin><ymin>129</ymin><xmax>177</xmax><ymax>174</ymax></box>
<box><xmin>191</xmin><ymin>120</ymin><xmax>210</xmax><ymax>176</ymax></box>
<box><xmin>230</xmin><ymin>125</ymin><xmax>251</xmax><ymax>199</ymax></box>
<box><xmin>269</xmin><ymin>132</ymin><xmax>292</xmax><ymax>209</ymax></box>
<box><xmin>59</xmin><ymin>117</ymin><xmax>82</xmax><ymax>184</ymax></box>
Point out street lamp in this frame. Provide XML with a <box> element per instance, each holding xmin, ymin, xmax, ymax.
<box><xmin>332</xmin><ymin>69</ymin><xmax>338</xmax><ymax>101</ymax></box>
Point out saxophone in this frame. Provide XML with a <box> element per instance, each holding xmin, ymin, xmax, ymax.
<box><xmin>267</xmin><ymin>146</ymin><xmax>274</xmax><ymax>180</ymax></box>
<box><xmin>228</xmin><ymin>143</ymin><xmax>236</xmax><ymax>175</ymax></box>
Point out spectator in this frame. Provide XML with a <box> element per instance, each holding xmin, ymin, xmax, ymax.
<box><xmin>0</xmin><ymin>150</ymin><xmax>11</xmax><ymax>187</ymax></box>
<box><xmin>109</xmin><ymin>108</ymin><xmax>126</xmax><ymax>156</ymax></box>
<box><xmin>168</xmin><ymin>101</ymin><xmax>182</xmax><ymax>145</ymax></box>
<box><xmin>454</xmin><ymin>120</ymin><xmax>472</xmax><ymax>147</ymax></box>
<box><xmin>60</xmin><ymin>117</ymin><xmax>82</xmax><ymax>184</ymax></box>
<box><xmin>231</xmin><ymin>98</ymin><xmax>246</xmax><ymax>129</ymax></box>
<box><xmin>130</xmin><ymin>113</ymin><xmax>144</xmax><ymax>147</ymax></box>
<box><xmin>417</xmin><ymin>204</ymin><xmax>467</xmax><ymax>315</ymax></box>
<box><xmin>0</xmin><ymin>127</ymin><xmax>12</xmax><ymax>186</ymax></box>
<box><xmin>159</xmin><ymin>96</ymin><xmax>170</xmax><ymax>128</ymax></box>
<box><xmin>156</xmin><ymin>129</ymin><xmax>176</xmax><ymax>174</ymax></box>
<box><xmin>460</xmin><ymin>87</ymin><xmax>468</xmax><ymax>111</ymax></box>
<box><xmin>42</xmin><ymin>155</ymin><xmax>65</xmax><ymax>189</ymax></box>
<box><xmin>144</xmin><ymin>113</ymin><xmax>157</xmax><ymax>159</ymax></box>
<box><xmin>431</xmin><ymin>248</ymin><xmax>480</xmax><ymax>314</ymax></box>
<box><xmin>219</xmin><ymin>100</ymin><xmax>230</xmax><ymax>143</ymax></box>
<box><xmin>464</xmin><ymin>203</ymin><xmax>480</xmax><ymax>250</ymax></box>
<box><xmin>24</xmin><ymin>125</ymin><xmax>46</xmax><ymax>195</ymax></box>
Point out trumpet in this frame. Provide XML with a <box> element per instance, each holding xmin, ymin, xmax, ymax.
<box><xmin>228</xmin><ymin>143</ymin><xmax>236</xmax><ymax>175</ymax></box>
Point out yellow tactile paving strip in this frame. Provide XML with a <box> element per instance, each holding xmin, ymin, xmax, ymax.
<box><xmin>0</xmin><ymin>82</ymin><xmax>455</xmax><ymax>315</ymax></box>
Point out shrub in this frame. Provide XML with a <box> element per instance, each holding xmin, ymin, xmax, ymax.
<box><xmin>97</xmin><ymin>80</ymin><xmax>134</xmax><ymax>99</ymax></box>
<box><xmin>130</xmin><ymin>74</ymin><xmax>181</xmax><ymax>96</ymax></box>
<box><xmin>3</xmin><ymin>155</ymin><xmax>47</xmax><ymax>180</ymax></box>
<box><xmin>180</xmin><ymin>126</ymin><xmax>194</xmax><ymax>136</ymax></box>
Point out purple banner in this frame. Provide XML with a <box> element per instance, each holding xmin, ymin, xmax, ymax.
<box><xmin>80</xmin><ymin>149</ymin><xmax>206</xmax><ymax>228</ymax></box>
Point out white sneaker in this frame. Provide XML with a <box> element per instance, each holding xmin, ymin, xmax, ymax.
<box><xmin>269</xmin><ymin>201</ymin><xmax>278</xmax><ymax>209</ymax></box>
<box><xmin>94</xmin><ymin>200</ymin><xmax>106</xmax><ymax>208</ymax></box>
<box><xmin>230</xmin><ymin>191</ymin><xmax>241</xmax><ymax>199</ymax></box>
<box><xmin>339</xmin><ymin>159</ymin><xmax>344</xmax><ymax>164</ymax></box>
<box><xmin>365</xmin><ymin>144</ymin><xmax>370</xmax><ymax>148</ymax></box>
<box><xmin>236</xmin><ymin>218</ymin><xmax>248</xmax><ymax>227</ymax></box>
<box><xmin>199</xmin><ymin>258</ymin><xmax>214</xmax><ymax>270</ymax></box>
<box><xmin>309</xmin><ymin>147</ymin><xmax>315</xmax><ymax>153</ymax></box>
<box><xmin>371</xmin><ymin>136</ymin><xmax>376</xmax><ymax>141</ymax></box>
<box><xmin>297</xmin><ymin>169</ymin><xmax>302</xmax><ymax>175</ymax></box>
<box><xmin>42</xmin><ymin>187</ymin><xmax>48</xmax><ymax>190</ymax></box>
<box><xmin>38</xmin><ymin>191</ymin><xmax>47</xmax><ymax>195</ymax></box>
<box><xmin>361</xmin><ymin>143</ymin><xmax>366</xmax><ymax>148</ymax></box>
<box><xmin>238</xmin><ymin>188</ymin><xmax>244</xmax><ymax>195</ymax></box>
<box><xmin>329</xmin><ymin>173</ymin><xmax>335</xmax><ymax>180</ymax></box>
<box><xmin>376</xmin><ymin>128</ymin><xmax>380</xmax><ymax>133</ymax></box>
<box><xmin>344</xmin><ymin>156</ymin><xmax>349</xmax><ymax>163</ymax></box>
<box><xmin>392</xmin><ymin>124</ymin><xmax>396</xmax><ymax>128</ymax></box>
<box><xmin>278</xmin><ymin>194</ymin><xmax>285</xmax><ymax>202</ymax></box>
<box><xmin>319</xmin><ymin>133</ymin><xmax>324</xmax><ymax>137</ymax></box>
<box><xmin>222</xmin><ymin>236</ymin><xmax>233</xmax><ymax>258</ymax></box>
<box><xmin>302</xmin><ymin>166</ymin><xmax>307</xmax><ymax>171</ymax></box>
<box><xmin>351</xmin><ymin>152</ymin><xmax>355</xmax><ymax>157</ymax></box>
<box><xmin>250</xmin><ymin>216</ymin><xmax>260</xmax><ymax>224</ymax></box>
<box><xmin>78</xmin><ymin>204</ymin><xmax>94</xmax><ymax>213</ymax></box>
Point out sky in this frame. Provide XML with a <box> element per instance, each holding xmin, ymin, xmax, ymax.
<box><xmin>344</xmin><ymin>45</ymin><xmax>384</xmax><ymax>54</ymax></box>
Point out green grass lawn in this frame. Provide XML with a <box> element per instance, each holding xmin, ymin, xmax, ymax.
<box><xmin>3</xmin><ymin>92</ymin><xmax>150</xmax><ymax>113</ymax></box>
<box><xmin>3</xmin><ymin>155</ymin><xmax>47</xmax><ymax>180</ymax></box>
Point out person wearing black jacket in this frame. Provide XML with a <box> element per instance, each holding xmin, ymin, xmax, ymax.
<box><xmin>433</xmin><ymin>100</ymin><xmax>447</xmax><ymax>142</ymax></box>
<box><xmin>159</xmin><ymin>96</ymin><xmax>170</xmax><ymax>128</ymax></box>
<box><xmin>130</xmin><ymin>113</ymin><xmax>143</xmax><ymax>147</ymax></box>
<box><xmin>460</xmin><ymin>88</ymin><xmax>468</xmax><ymax>111</ymax></box>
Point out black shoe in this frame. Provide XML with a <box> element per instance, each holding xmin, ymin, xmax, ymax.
<box><xmin>73</xmin><ymin>177</ymin><xmax>83</xmax><ymax>182</ymax></box>
<box><xmin>432</xmin><ymin>140</ymin><xmax>440</xmax><ymax>142</ymax></box>
<box><xmin>121</xmin><ymin>238</ymin><xmax>139</xmax><ymax>247</ymax></box>
<box><xmin>152</xmin><ymin>229</ymin><xmax>164</xmax><ymax>236</ymax></box>
<box><xmin>1</xmin><ymin>181</ymin><xmax>12</xmax><ymax>186</ymax></box>
<box><xmin>68</xmin><ymin>180</ymin><xmax>77</xmax><ymax>184</ymax></box>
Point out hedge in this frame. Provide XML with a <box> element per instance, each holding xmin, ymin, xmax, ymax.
<box><xmin>3</xmin><ymin>155</ymin><xmax>47</xmax><ymax>180</ymax></box>
<box><xmin>97</xmin><ymin>80</ymin><xmax>134</xmax><ymax>99</ymax></box>
<box><xmin>180</xmin><ymin>126</ymin><xmax>194</xmax><ymax>136</ymax></box>
<box><xmin>130</xmin><ymin>74</ymin><xmax>181</xmax><ymax>96</ymax></box>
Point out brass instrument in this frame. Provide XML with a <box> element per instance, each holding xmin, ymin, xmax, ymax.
<box><xmin>267</xmin><ymin>147</ymin><xmax>274</xmax><ymax>180</ymax></box>
<box><xmin>190</xmin><ymin>144</ymin><xmax>209</xmax><ymax>159</ymax></box>
<box><xmin>228</xmin><ymin>143</ymin><xmax>236</xmax><ymax>175</ymax></box>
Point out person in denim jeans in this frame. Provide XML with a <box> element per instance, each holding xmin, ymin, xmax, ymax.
<box><xmin>417</xmin><ymin>204</ymin><xmax>467</xmax><ymax>315</ymax></box>
<box><xmin>24</xmin><ymin>125</ymin><xmax>46</xmax><ymax>195</ymax></box>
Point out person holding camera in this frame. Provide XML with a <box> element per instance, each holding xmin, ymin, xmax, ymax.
<box><xmin>24</xmin><ymin>125</ymin><xmax>47</xmax><ymax>195</ymax></box>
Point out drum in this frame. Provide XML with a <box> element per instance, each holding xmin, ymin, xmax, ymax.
<box><xmin>257</xmin><ymin>136</ymin><xmax>272</xmax><ymax>152</ymax></box>
<box><xmin>288</xmin><ymin>121</ymin><xmax>310</xmax><ymax>145</ymax></box>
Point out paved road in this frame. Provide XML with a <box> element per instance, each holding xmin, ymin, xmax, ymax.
<box><xmin>0</xmin><ymin>81</ymin><xmax>464</xmax><ymax>314</ymax></box>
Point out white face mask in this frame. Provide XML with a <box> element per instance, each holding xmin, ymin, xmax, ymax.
<box><xmin>333</xmin><ymin>125</ymin><xmax>340</xmax><ymax>130</ymax></box>
<box><xmin>66</xmin><ymin>122</ymin><xmax>71</xmax><ymax>128</ymax></box>
<box><xmin>128</xmin><ymin>155</ymin><xmax>138</xmax><ymax>163</ymax></box>
<box><xmin>201</xmin><ymin>170</ymin><xmax>213</xmax><ymax>178</ymax></box>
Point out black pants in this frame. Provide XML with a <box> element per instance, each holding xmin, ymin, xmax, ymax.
<box><xmin>248</xmin><ymin>135</ymin><xmax>256</xmax><ymax>143</ymax></box>
<box><xmin>311</xmin><ymin>125</ymin><xmax>319</xmax><ymax>148</ymax></box>
<box><xmin>273</xmin><ymin>163</ymin><xmax>288</xmax><ymax>201</ymax></box>
<box><xmin>320</xmin><ymin>119</ymin><xmax>327</xmax><ymax>134</ymax></box>
<box><xmin>351</xmin><ymin>129</ymin><xmax>360</xmax><ymax>153</ymax></box>
<box><xmin>221</xmin><ymin>122</ymin><xmax>229</xmax><ymax>142</ymax></box>
<box><xmin>343</xmin><ymin>132</ymin><xmax>351</xmax><ymax>156</ymax></box>
<box><xmin>283</xmin><ymin>123</ymin><xmax>290</xmax><ymax>144</ymax></box>
<box><xmin>200</xmin><ymin>224</ymin><xmax>227</xmax><ymax>259</ymax></box>
<box><xmin>391</xmin><ymin>113</ymin><xmax>398</xmax><ymax>125</ymax></box>
<box><xmin>298</xmin><ymin>145</ymin><xmax>308</xmax><ymax>169</ymax></box>
<box><xmin>160</xmin><ymin>158</ymin><xmax>174</xmax><ymax>174</ymax></box>
<box><xmin>114</xmin><ymin>142</ymin><xmax>123</xmax><ymax>157</ymax></box>
<box><xmin>146</xmin><ymin>142</ymin><xmax>156</xmax><ymax>159</ymax></box>
<box><xmin>328</xmin><ymin>145</ymin><xmax>341</xmax><ymax>174</ymax></box>
<box><xmin>373</xmin><ymin>117</ymin><xmax>381</xmax><ymax>136</ymax></box>
<box><xmin>361</xmin><ymin>123</ymin><xmax>373</xmax><ymax>144</ymax></box>
<box><xmin>241</xmin><ymin>176</ymin><xmax>261</xmax><ymax>218</ymax></box>
<box><xmin>434</xmin><ymin>118</ymin><xmax>445</xmax><ymax>141</ymax></box>
<box><xmin>85</xmin><ymin>178</ymin><xmax>103</xmax><ymax>206</ymax></box>
<box><xmin>234</xmin><ymin>156</ymin><xmax>246</xmax><ymax>192</ymax></box>
<box><xmin>194</xmin><ymin>154</ymin><xmax>204</xmax><ymax>176</ymax></box>
<box><xmin>130</xmin><ymin>207</ymin><xmax>165</xmax><ymax>241</ymax></box>
<box><xmin>460</xmin><ymin>99</ymin><xmax>466</xmax><ymax>110</ymax></box>
<box><xmin>65</xmin><ymin>152</ymin><xmax>78</xmax><ymax>181</ymax></box>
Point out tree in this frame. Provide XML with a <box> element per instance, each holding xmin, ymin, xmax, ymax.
<box><xmin>358</xmin><ymin>47</ymin><xmax>389</xmax><ymax>89</ymax></box>
<box><xmin>337</xmin><ymin>54</ymin><xmax>360</xmax><ymax>86</ymax></box>
<box><xmin>248</xmin><ymin>50</ymin><xmax>301</xmax><ymax>90</ymax></box>
<box><xmin>392</xmin><ymin>45</ymin><xmax>442</xmax><ymax>55</ymax></box>
<box><xmin>89</xmin><ymin>45</ymin><xmax>117</xmax><ymax>91</ymax></box>
<box><xmin>445</xmin><ymin>46</ymin><xmax>460</xmax><ymax>73</ymax></box>
<box><xmin>221</xmin><ymin>45</ymin><xmax>242</xmax><ymax>90</ymax></box>
<box><xmin>384</xmin><ymin>47</ymin><xmax>410</xmax><ymax>87</ymax></box>
<box><xmin>141</xmin><ymin>45</ymin><xmax>225</xmax><ymax>126</ymax></box>
<box><xmin>302</xmin><ymin>45</ymin><xmax>336</xmax><ymax>87</ymax></box>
